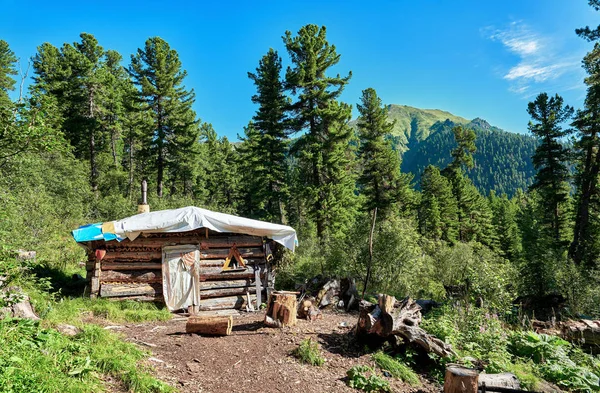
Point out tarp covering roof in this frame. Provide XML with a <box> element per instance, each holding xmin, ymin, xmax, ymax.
<box><xmin>72</xmin><ymin>206</ymin><xmax>298</xmax><ymax>251</ymax></box>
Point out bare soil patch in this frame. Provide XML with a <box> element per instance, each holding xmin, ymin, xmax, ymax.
<box><xmin>116</xmin><ymin>310</ymin><xmax>441</xmax><ymax>393</ymax></box>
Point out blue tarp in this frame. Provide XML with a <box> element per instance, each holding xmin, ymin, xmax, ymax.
<box><xmin>71</xmin><ymin>223</ymin><xmax>124</xmax><ymax>243</ymax></box>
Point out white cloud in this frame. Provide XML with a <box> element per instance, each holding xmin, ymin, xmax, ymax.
<box><xmin>486</xmin><ymin>21</ymin><xmax>583</xmax><ymax>96</ymax></box>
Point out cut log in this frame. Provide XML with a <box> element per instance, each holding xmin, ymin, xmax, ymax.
<box><xmin>104</xmin><ymin>235</ymin><xmax>263</xmax><ymax>250</ymax></box>
<box><xmin>186</xmin><ymin>316</ymin><xmax>233</xmax><ymax>336</ymax></box>
<box><xmin>100</xmin><ymin>262</ymin><xmax>162</xmax><ymax>271</ymax></box>
<box><xmin>198</xmin><ymin>295</ymin><xmax>254</xmax><ymax>311</ymax></box>
<box><xmin>297</xmin><ymin>298</ymin><xmax>322</xmax><ymax>321</ymax></box>
<box><xmin>444</xmin><ymin>365</ymin><xmax>479</xmax><ymax>393</ymax></box>
<box><xmin>100</xmin><ymin>269</ymin><xmax>161</xmax><ymax>283</ymax></box>
<box><xmin>100</xmin><ymin>283</ymin><xmax>162</xmax><ymax>298</ymax></box>
<box><xmin>264</xmin><ymin>291</ymin><xmax>297</xmax><ymax>328</ymax></box>
<box><xmin>356</xmin><ymin>295</ymin><xmax>456</xmax><ymax>358</ymax></box>
<box><xmin>479</xmin><ymin>373</ymin><xmax>520</xmax><ymax>390</ymax></box>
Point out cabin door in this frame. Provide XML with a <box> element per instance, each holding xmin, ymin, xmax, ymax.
<box><xmin>161</xmin><ymin>245</ymin><xmax>201</xmax><ymax>312</ymax></box>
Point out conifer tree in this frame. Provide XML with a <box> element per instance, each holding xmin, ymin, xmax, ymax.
<box><xmin>527</xmin><ymin>93</ymin><xmax>573</xmax><ymax>246</ymax></box>
<box><xmin>129</xmin><ymin>37</ymin><xmax>199</xmax><ymax>197</ymax></box>
<box><xmin>419</xmin><ymin>165</ymin><xmax>458</xmax><ymax>242</ymax></box>
<box><xmin>356</xmin><ymin>88</ymin><xmax>410</xmax><ymax>217</ymax></box>
<box><xmin>283</xmin><ymin>24</ymin><xmax>357</xmax><ymax>238</ymax></box>
<box><xmin>244</xmin><ymin>48</ymin><xmax>289</xmax><ymax>223</ymax></box>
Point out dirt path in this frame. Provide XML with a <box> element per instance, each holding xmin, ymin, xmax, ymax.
<box><xmin>115</xmin><ymin>310</ymin><xmax>440</xmax><ymax>393</ymax></box>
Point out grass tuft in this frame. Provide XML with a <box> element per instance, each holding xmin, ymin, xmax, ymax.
<box><xmin>372</xmin><ymin>351</ymin><xmax>420</xmax><ymax>386</ymax></box>
<box><xmin>292</xmin><ymin>338</ymin><xmax>325</xmax><ymax>366</ymax></box>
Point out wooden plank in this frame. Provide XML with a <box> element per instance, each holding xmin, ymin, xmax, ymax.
<box><xmin>100</xmin><ymin>269</ymin><xmax>161</xmax><ymax>283</ymax></box>
<box><xmin>107</xmin><ymin>295</ymin><xmax>164</xmax><ymax>302</ymax></box>
<box><xmin>100</xmin><ymin>283</ymin><xmax>162</xmax><ymax>298</ymax></box>
<box><xmin>198</xmin><ymin>279</ymin><xmax>254</xmax><ymax>290</ymax></box>
<box><xmin>255</xmin><ymin>265</ymin><xmax>262</xmax><ymax>307</ymax></box>
<box><xmin>198</xmin><ymin>295</ymin><xmax>255</xmax><ymax>311</ymax></box>
<box><xmin>90</xmin><ymin>259</ymin><xmax>101</xmax><ymax>298</ymax></box>
<box><xmin>101</xmin><ymin>262</ymin><xmax>162</xmax><ymax>271</ymax></box>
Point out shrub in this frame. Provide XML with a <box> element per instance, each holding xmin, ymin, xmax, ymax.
<box><xmin>346</xmin><ymin>365</ymin><xmax>391</xmax><ymax>392</ymax></box>
<box><xmin>372</xmin><ymin>351</ymin><xmax>420</xmax><ymax>386</ymax></box>
<box><xmin>292</xmin><ymin>338</ymin><xmax>325</xmax><ymax>366</ymax></box>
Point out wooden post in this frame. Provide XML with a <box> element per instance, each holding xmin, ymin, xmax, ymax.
<box><xmin>444</xmin><ymin>365</ymin><xmax>479</xmax><ymax>393</ymax></box>
<box><xmin>264</xmin><ymin>291</ymin><xmax>298</xmax><ymax>327</ymax></box>
<box><xmin>186</xmin><ymin>316</ymin><xmax>233</xmax><ymax>336</ymax></box>
<box><xmin>90</xmin><ymin>249</ymin><xmax>105</xmax><ymax>298</ymax></box>
<box><xmin>254</xmin><ymin>265</ymin><xmax>262</xmax><ymax>308</ymax></box>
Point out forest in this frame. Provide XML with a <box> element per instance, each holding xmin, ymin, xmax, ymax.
<box><xmin>0</xmin><ymin>3</ymin><xmax>600</xmax><ymax>393</ymax></box>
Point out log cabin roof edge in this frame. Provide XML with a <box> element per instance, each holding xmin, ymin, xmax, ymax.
<box><xmin>72</xmin><ymin>206</ymin><xmax>298</xmax><ymax>251</ymax></box>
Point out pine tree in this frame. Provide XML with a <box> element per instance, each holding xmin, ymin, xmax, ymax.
<box><xmin>489</xmin><ymin>191</ymin><xmax>521</xmax><ymax>260</ymax></box>
<box><xmin>129</xmin><ymin>37</ymin><xmax>199</xmax><ymax>197</ymax></box>
<box><xmin>283</xmin><ymin>24</ymin><xmax>357</xmax><ymax>239</ymax></box>
<box><xmin>419</xmin><ymin>165</ymin><xmax>458</xmax><ymax>242</ymax></box>
<box><xmin>356</xmin><ymin>88</ymin><xmax>409</xmax><ymax>217</ymax></box>
<box><xmin>244</xmin><ymin>48</ymin><xmax>289</xmax><ymax>223</ymax></box>
<box><xmin>527</xmin><ymin>93</ymin><xmax>573</xmax><ymax>246</ymax></box>
<box><xmin>0</xmin><ymin>40</ymin><xmax>17</xmax><ymax>151</ymax></box>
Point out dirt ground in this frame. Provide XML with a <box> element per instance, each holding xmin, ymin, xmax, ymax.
<box><xmin>103</xmin><ymin>310</ymin><xmax>441</xmax><ymax>393</ymax></box>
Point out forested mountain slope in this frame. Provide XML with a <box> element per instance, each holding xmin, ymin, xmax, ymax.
<box><xmin>352</xmin><ymin>105</ymin><xmax>538</xmax><ymax>196</ymax></box>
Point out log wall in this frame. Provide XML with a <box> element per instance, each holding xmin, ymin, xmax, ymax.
<box><xmin>84</xmin><ymin>229</ymin><xmax>272</xmax><ymax>311</ymax></box>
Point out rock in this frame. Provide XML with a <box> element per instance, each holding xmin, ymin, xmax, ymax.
<box><xmin>535</xmin><ymin>380</ymin><xmax>564</xmax><ymax>393</ymax></box>
<box><xmin>56</xmin><ymin>324</ymin><xmax>80</xmax><ymax>337</ymax></box>
<box><xmin>5</xmin><ymin>287</ymin><xmax>39</xmax><ymax>320</ymax></box>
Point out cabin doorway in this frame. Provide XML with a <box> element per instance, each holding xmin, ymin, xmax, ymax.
<box><xmin>161</xmin><ymin>245</ymin><xmax>201</xmax><ymax>311</ymax></box>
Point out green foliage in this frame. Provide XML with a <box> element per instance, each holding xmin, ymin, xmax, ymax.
<box><xmin>292</xmin><ymin>338</ymin><xmax>325</xmax><ymax>366</ymax></box>
<box><xmin>346</xmin><ymin>365</ymin><xmax>391</xmax><ymax>392</ymax></box>
<box><xmin>0</xmin><ymin>318</ymin><xmax>173</xmax><ymax>393</ymax></box>
<box><xmin>371</xmin><ymin>351</ymin><xmax>420</xmax><ymax>386</ymax></box>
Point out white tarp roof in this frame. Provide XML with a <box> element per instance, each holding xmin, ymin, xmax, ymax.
<box><xmin>111</xmin><ymin>206</ymin><xmax>297</xmax><ymax>251</ymax></box>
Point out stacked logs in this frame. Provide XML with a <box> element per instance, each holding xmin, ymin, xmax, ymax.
<box><xmin>85</xmin><ymin>230</ymin><xmax>273</xmax><ymax>311</ymax></box>
<box><xmin>356</xmin><ymin>295</ymin><xmax>456</xmax><ymax>358</ymax></box>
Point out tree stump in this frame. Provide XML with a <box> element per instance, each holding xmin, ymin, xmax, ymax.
<box><xmin>264</xmin><ymin>291</ymin><xmax>297</xmax><ymax>327</ymax></box>
<box><xmin>444</xmin><ymin>365</ymin><xmax>479</xmax><ymax>393</ymax></box>
<box><xmin>186</xmin><ymin>316</ymin><xmax>233</xmax><ymax>336</ymax></box>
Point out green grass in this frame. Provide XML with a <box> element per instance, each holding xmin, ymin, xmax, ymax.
<box><xmin>0</xmin><ymin>318</ymin><xmax>174</xmax><ymax>393</ymax></box>
<box><xmin>292</xmin><ymin>338</ymin><xmax>325</xmax><ymax>366</ymax></box>
<box><xmin>372</xmin><ymin>351</ymin><xmax>420</xmax><ymax>386</ymax></box>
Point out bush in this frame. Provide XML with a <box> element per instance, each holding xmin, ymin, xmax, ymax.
<box><xmin>372</xmin><ymin>351</ymin><xmax>420</xmax><ymax>386</ymax></box>
<box><xmin>346</xmin><ymin>365</ymin><xmax>390</xmax><ymax>392</ymax></box>
<box><xmin>292</xmin><ymin>338</ymin><xmax>325</xmax><ymax>366</ymax></box>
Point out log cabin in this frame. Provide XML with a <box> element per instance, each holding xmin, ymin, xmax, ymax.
<box><xmin>72</xmin><ymin>206</ymin><xmax>297</xmax><ymax>314</ymax></box>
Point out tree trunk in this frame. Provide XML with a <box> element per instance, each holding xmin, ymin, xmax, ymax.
<box><xmin>185</xmin><ymin>316</ymin><xmax>233</xmax><ymax>336</ymax></box>
<box><xmin>444</xmin><ymin>365</ymin><xmax>479</xmax><ymax>393</ymax></box>
<box><xmin>356</xmin><ymin>295</ymin><xmax>456</xmax><ymax>358</ymax></box>
<box><xmin>264</xmin><ymin>291</ymin><xmax>297</xmax><ymax>327</ymax></box>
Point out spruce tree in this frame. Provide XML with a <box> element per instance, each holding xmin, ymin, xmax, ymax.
<box><xmin>527</xmin><ymin>93</ymin><xmax>573</xmax><ymax>246</ymax></box>
<box><xmin>420</xmin><ymin>165</ymin><xmax>458</xmax><ymax>242</ymax></box>
<box><xmin>129</xmin><ymin>37</ymin><xmax>199</xmax><ymax>197</ymax></box>
<box><xmin>283</xmin><ymin>24</ymin><xmax>357</xmax><ymax>239</ymax></box>
<box><xmin>356</xmin><ymin>88</ymin><xmax>410</xmax><ymax>217</ymax></box>
<box><xmin>244</xmin><ymin>48</ymin><xmax>289</xmax><ymax>223</ymax></box>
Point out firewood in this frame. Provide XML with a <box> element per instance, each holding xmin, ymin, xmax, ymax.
<box><xmin>186</xmin><ymin>316</ymin><xmax>233</xmax><ymax>336</ymax></box>
<box><xmin>264</xmin><ymin>291</ymin><xmax>297</xmax><ymax>327</ymax></box>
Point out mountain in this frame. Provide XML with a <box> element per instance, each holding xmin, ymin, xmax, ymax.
<box><xmin>352</xmin><ymin>105</ymin><xmax>538</xmax><ymax>196</ymax></box>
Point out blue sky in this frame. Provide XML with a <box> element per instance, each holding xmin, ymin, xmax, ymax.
<box><xmin>0</xmin><ymin>1</ymin><xmax>597</xmax><ymax>139</ymax></box>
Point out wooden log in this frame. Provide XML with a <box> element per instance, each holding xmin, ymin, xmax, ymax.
<box><xmin>198</xmin><ymin>279</ymin><xmax>253</xmax><ymax>290</ymax></box>
<box><xmin>100</xmin><ymin>269</ymin><xmax>161</xmax><ymax>283</ymax></box>
<box><xmin>103</xmin><ymin>251</ymin><xmax>161</xmax><ymax>261</ymax></box>
<box><xmin>104</xmin><ymin>235</ymin><xmax>264</xmax><ymax>250</ymax></box>
<box><xmin>444</xmin><ymin>365</ymin><xmax>479</xmax><ymax>393</ymax></box>
<box><xmin>297</xmin><ymin>298</ymin><xmax>322</xmax><ymax>321</ymax></box>
<box><xmin>264</xmin><ymin>291</ymin><xmax>297</xmax><ymax>328</ymax></box>
<box><xmin>106</xmin><ymin>295</ymin><xmax>163</xmax><ymax>302</ymax></box>
<box><xmin>200</xmin><ymin>271</ymin><xmax>266</xmax><ymax>281</ymax></box>
<box><xmin>100</xmin><ymin>283</ymin><xmax>162</xmax><ymax>298</ymax></box>
<box><xmin>186</xmin><ymin>316</ymin><xmax>233</xmax><ymax>336</ymax></box>
<box><xmin>199</xmin><ymin>258</ymin><xmax>264</xmax><ymax>267</ymax></box>
<box><xmin>198</xmin><ymin>295</ymin><xmax>254</xmax><ymax>311</ymax></box>
<box><xmin>356</xmin><ymin>296</ymin><xmax>456</xmax><ymax>358</ymax></box>
<box><xmin>199</xmin><ymin>286</ymin><xmax>256</xmax><ymax>299</ymax></box>
<box><xmin>479</xmin><ymin>373</ymin><xmax>520</xmax><ymax>390</ymax></box>
<box><xmin>200</xmin><ymin>247</ymin><xmax>264</xmax><ymax>259</ymax></box>
<box><xmin>100</xmin><ymin>262</ymin><xmax>162</xmax><ymax>271</ymax></box>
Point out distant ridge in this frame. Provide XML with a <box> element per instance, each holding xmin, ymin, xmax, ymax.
<box><xmin>351</xmin><ymin>105</ymin><xmax>537</xmax><ymax>196</ymax></box>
